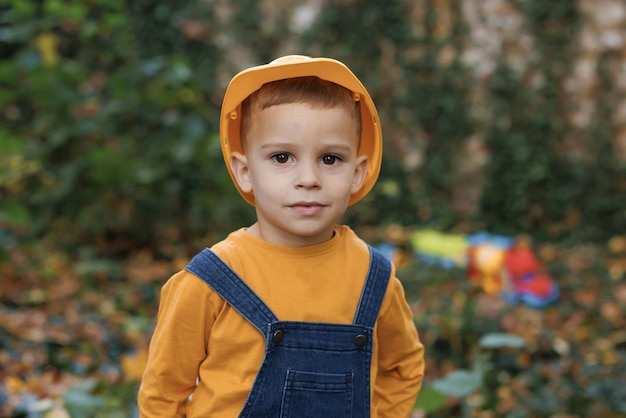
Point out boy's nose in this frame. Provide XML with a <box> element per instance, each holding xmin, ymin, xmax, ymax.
<box><xmin>295</xmin><ymin>160</ymin><xmax>321</xmax><ymax>189</ymax></box>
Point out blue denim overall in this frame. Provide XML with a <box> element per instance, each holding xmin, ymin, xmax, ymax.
<box><xmin>185</xmin><ymin>245</ymin><xmax>391</xmax><ymax>418</ymax></box>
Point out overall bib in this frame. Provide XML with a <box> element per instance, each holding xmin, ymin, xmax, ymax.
<box><xmin>185</xmin><ymin>246</ymin><xmax>391</xmax><ymax>418</ymax></box>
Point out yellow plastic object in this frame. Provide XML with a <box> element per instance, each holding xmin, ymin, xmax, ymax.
<box><xmin>409</xmin><ymin>229</ymin><xmax>469</xmax><ymax>267</ymax></box>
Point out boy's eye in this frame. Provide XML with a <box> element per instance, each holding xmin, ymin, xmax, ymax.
<box><xmin>321</xmin><ymin>155</ymin><xmax>341</xmax><ymax>165</ymax></box>
<box><xmin>272</xmin><ymin>153</ymin><xmax>290</xmax><ymax>163</ymax></box>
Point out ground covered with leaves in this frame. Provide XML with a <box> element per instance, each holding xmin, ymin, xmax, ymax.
<box><xmin>1</xmin><ymin>230</ymin><xmax>625</xmax><ymax>417</ymax></box>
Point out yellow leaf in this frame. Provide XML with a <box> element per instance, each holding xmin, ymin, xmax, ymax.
<box><xmin>4</xmin><ymin>375</ymin><xmax>26</xmax><ymax>394</ymax></box>
<box><xmin>121</xmin><ymin>348</ymin><xmax>149</xmax><ymax>382</ymax></box>
<box><xmin>608</xmin><ymin>236</ymin><xmax>626</xmax><ymax>254</ymax></box>
<box><xmin>34</xmin><ymin>32</ymin><xmax>59</xmax><ymax>67</ymax></box>
<box><xmin>173</xmin><ymin>256</ymin><xmax>190</xmax><ymax>272</ymax></box>
<box><xmin>602</xmin><ymin>349</ymin><xmax>619</xmax><ymax>365</ymax></box>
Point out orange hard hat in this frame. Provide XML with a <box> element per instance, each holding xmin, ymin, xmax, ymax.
<box><xmin>220</xmin><ymin>55</ymin><xmax>383</xmax><ymax>206</ymax></box>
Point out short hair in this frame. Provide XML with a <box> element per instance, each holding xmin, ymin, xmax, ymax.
<box><xmin>240</xmin><ymin>76</ymin><xmax>361</xmax><ymax>148</ymax></box>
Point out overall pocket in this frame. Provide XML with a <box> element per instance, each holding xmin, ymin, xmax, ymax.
<box><xmin>280</xmin><ymin>370</ymin><xmax>353</xmax><ymax>418</ymax></box>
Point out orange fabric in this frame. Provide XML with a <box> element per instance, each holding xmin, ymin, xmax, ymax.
<box><xmin>138</xmin><ymin>225</ymin><xmax>424</xmax><ymax>417</ymax></box>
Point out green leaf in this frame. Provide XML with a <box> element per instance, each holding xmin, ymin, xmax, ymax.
<box><xmin>431</xmin><ymin>369</ymin><xmax>481</xmax><ymax>398</ymax></box>
<box><xmin>86</xmin><ymin>146</ymin><xmax>132</xmax><ymax>186</ymax></box>
<box><xmin>0</xmin><ymin>202</ymin><xmax>31</xmax><ymax>227</ymax></box>
<box><xmin>0</xmin><ymin>129</ymin><xmax>22</xmax><ymax>154</ymax></box>
<box><xmin>63</xmin><ymin>379</ymin><xmax>105</xmax><ymax>415</ymax></box>
<box><xmin>413</xmin><ymin>384</ymin><xmax>448</xmax><ymax>412</ymax></box>
<box><xmin>479</xmin><ymin>333</ymin><xmax>526</xmax><ymax>349</ymax></box>
<box><xmin>11</xmin><ymin>1</ymin><xmax>38</xmax><ymax>18</ymax></box>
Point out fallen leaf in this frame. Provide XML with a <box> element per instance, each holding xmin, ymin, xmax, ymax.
<box><xmin>120</xmin><ymin>348</ymin><xmax>148</xmax><ymax>382</ymax></box>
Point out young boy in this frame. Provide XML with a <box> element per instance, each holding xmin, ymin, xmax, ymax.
<box><xmin>138</xmin><ymin>55</ymin><xmax>424</xmax><ymax>417</ymax></box>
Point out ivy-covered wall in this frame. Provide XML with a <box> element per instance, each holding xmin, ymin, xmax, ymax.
<box><xmin>2</xmin><ymin>0</ymin><xmax>625</xmax><ymax>253</ymax></box>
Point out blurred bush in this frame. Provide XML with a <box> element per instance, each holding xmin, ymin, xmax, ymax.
<box><xmin>1</xmin><ymin>0</ymin><xmax>625</xmax><ymax>251</ymax></box>
<box><xmin>0</xmin><ymin>0</ymin><xmax>252</xmax><ymax>256</ymax></box>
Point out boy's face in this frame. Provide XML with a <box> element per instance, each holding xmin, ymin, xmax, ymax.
<box><xmin>230</xmin><ymin>102</ymin><xmax>368</xmax><ymax>247</ymax></box>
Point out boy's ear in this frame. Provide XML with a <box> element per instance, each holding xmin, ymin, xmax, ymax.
<box><xmin>351</xmin><ymin>155</ymin><xmax>368</xmax><ymax>194</ymax></box>
<box><xmin>230</xmin><ymin>152</ymin><xmax>253</xmax><ymax>193</ymax></box>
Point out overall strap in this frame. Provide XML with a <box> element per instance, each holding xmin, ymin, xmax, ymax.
<box><xmin>352</xmin><ymin>245</ymin><xmax>392</xmax><ymax>328</ymax></box>
<box><xmin>185</xmin><ymin>249</ymin><xmax>279</xmax><ymax>335</ymax></box>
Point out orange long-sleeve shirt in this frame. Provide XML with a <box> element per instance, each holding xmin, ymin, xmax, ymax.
<box><xmin>138</xmin><ymin>225</ymin><xmax>424</xmax><ymax>417</ymax></box>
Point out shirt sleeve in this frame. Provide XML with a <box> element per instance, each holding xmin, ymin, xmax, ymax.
<box><xmin>374</xmin><ymin>271</ymin><xmax>425</xmax><ymax>418</ymax></box>
<box><xmin>137</xmin><ymin>270</ymin><xmax>218</xmax><ymax>417</ymax></box>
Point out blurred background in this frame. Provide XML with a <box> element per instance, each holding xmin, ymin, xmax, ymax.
<box><xmin>1</xmin><ymin>0</ymin><xmax>625</xmax><ymax>417</ymax></box>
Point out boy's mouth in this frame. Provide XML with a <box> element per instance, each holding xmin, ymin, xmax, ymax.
<box><xmin>288</xmin><ymin>202</ymin><xmax>326</xmax><ymax>216</ymax></box>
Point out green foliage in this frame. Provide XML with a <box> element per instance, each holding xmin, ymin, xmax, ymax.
<box><xmin>0</xmin><ymin>0</ymin><xmax>252</xmax><ymax>253</ymax></box>
<box><xmin>416</xmin><ymin>334</ymin><xmax>525</xmax><ymax>413</ymax></box>
<box><xmin>479</xmin><ymin>333</ymin><xmax>526</xmax><ymax>349</ymax></box>
<box><xmin>432</xmin><ymin>369</ymin><xmax>482</xmax><ymax>398</ymax></box>
<box><xmin>479</xmin><ymin>63</ymin><xmax>571</xmax><ymax>237</ymax></box>
<box><xmin>2</xmin><ymin>0</ymin><xmax>624</xmax><ymax>249</ymax></box>
<box><xmin>403</xmin><ymin>57</ymin><xmax>472</xmax><ymax>228</ymax></box>
<box><xmin>520</xmin><ymin>0</ymin><xmax>582</xmax><ymax>64</ymax></box>
<box><xmin>413</xmin><ymin>385</ymin><xmax>448</xmax><ymax>413</ymax></box>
